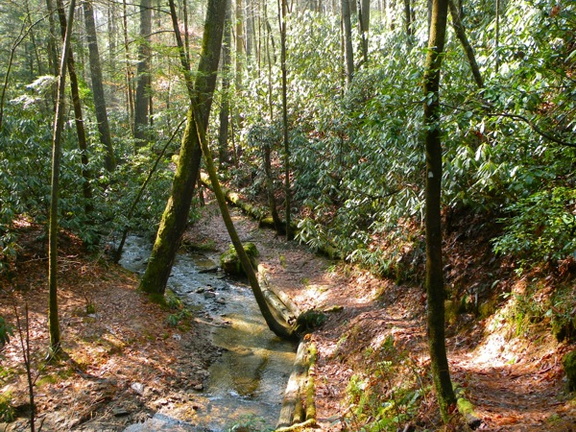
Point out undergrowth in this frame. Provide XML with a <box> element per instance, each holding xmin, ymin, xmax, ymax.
<box><xmin>501</xmin><ymin>277</ymin><xmax>576</xmax><ymax>343</ymax></box>
<box><xmin>343</xmin><ymin>335</ymin><xmax>434</xmax><ymax>431</ymax></box>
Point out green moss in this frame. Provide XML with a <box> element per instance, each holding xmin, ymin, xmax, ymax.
<box><xmin>220</xmin><ymin>242</ymin><xmax>259</xmax><ymax>276</ymax></box>
<box><xmin>295</xmin><ymin>310</ymin><xmax>327</xmax><ymax>334</ymax></box>
<box><xmin>563</xmin><ymin>350</ymin><xmax>576</xmax><ymax>391</ymax></box>
<box><xmin>445</xmin><ymin>300</ymin><xmax>459</xmax><ymax>325</ymax></box>
<box><xmin>148</xmin><ymin>292</ymin><xmax>167</xmax><ymax>305</ymax></box>
<box><xmin>0</xmin><ymin>391</ymin><xmax>15</xmax><ymax>422</ymax></box>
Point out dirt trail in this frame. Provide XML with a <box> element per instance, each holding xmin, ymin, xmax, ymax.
<box><xmin>449</xmin><ymin>325</ymin><xmax>575</xmax><ymax>431</ymax></box>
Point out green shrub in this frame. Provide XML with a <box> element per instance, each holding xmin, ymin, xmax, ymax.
<box><xmin>494</xmin><ymin>187</ymin><xmax>576</xmax><ymax>271</ymax></box>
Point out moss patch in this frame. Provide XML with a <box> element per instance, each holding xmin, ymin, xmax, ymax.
<box><xmin>563</xmin><ymin>350</ymin><xmax>576</xmax><ymax>391</ymax></box>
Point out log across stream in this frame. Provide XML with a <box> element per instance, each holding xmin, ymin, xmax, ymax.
<box><xmin>119</xmin><ymin>236</ymin><xmax>297</xmax><ymax>432</ymax></box>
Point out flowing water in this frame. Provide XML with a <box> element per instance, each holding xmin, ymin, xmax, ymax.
<box><xmin>120</xmin><ymin>236</ymin><xmax>296</xmax><ymax>432</ymax></box>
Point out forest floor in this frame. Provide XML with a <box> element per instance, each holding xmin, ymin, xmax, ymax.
<box><xmin>1</xmin><ymin>201</ymin><xmax>575</xmax><ymax>431</ymax></box>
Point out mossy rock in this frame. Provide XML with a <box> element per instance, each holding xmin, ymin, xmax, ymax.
<box><xmin>295</xmin><ymin>309</ymin><xmax>328</xmax><ymax>335</ymax></box>
<box><xmin>220</xmin><ymin>242</ymin><xmax>260</xmax><ymax>276</ymax></box>
<box><xmin>563</xmin><ymin>350</ymin><xmax>576</xmax><ymax>391</ymax></box>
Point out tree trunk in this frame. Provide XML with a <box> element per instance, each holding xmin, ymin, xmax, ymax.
<box><xmin>349</xmin><ymin>0</ymin><xmax>357</xmax><ymax>16</ymax></box>
<box><xmin>139</xmin><ymin>0</ymin><xmax>227</xmax><ymax>296</ymax></box>
<box><xmin>83</xmin><ymin>0</ymin><xmax>116</xmax><ymax>171</ymax></box>
<box><xmin>134</xmin><ymin>0</ymin><xmax>152</xmax><ymax>146</ymax></box>
<box><xmin>341</xmin><ymin>0</ymin><xmax>354</xmax><ymax>83</ymax></box>
<box><xmin>0</xmin><ymin>27</ymin><xmax>24</xmax><ymax>131</ymax></box>
<box><xmin>448</xmin><ymin>0</ymin><xmax>483</xmax><ymax>88</ymax></box>
<box><xmin>246</xmin><ymin>0</ymin><xmax>254</xmax><ymax>58</ymax></box>
<box><xmin>182</xmin><ymin>0</ymin><xmax>191</xmax><ymax>61</ymax></box>
<box><xmin>46</xmin><ymin>0</ymin><xmax>59</xmax><ymax>95</ymax></box>
<box><xmin>123</xmin><ymin>0</ymin><xmax>135</xmax><ymax>132</ymax></box>
<box><xmin>236</xmin><ymin>0</ymin><xmax>245</xmax><ymax>89</ymax></box>
<box><xmin>107</xmin><ymin>1</ymin><xmax>117</xmax><ymax>66</ymax></box>
<box><xmin>423</xmin><ymin>0</ymin><xmax>456</xmax><ymax>422</ymax></box>
<box><xmin>263</xmin><ymin>143</ymin><xmax>284</xmax><ymax>234</ymax></box>
<box><xmin>55</xmin><ymin>0</ymin><xmax>93</xmax><ymax>214</ymax></box>
<box><xmin>48</xmin><ymin>0</ymin><xmax>76</xmax><ymax>359</ymax></box>
<box><xmin>278</xmin><ymin>0</ymin><xmax>293</xmax><ymax>240</ymax></box>
<box><xmin>403</xmin><ymin>0</ymin><xmax>413</xmax><ymax>39</ymax></box>
<box><xmin>218</xmin><ymin>1</ymin><xmax>232</xmax><ymax>166</ymax></box>
<box><xmin>495</xmin><ymin>0</ymin><xmax>500</xmax><ymax>73</ymax></box>
<box><xmin>358</xmin><ymin>0</ymin><xmax>370</xmax><ymax>64</ymax></box>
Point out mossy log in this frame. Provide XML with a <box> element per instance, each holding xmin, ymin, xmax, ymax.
<box><xmin>454</xmin><ymin>385</ymin><xmax>482</xmax><ymax>429</ymax></box>
<box><xmin>258</xmin><ymin>265</ymin><xmax>301</xmax><ymax>318</ymax></box>
<box><xmin>200</xmin><ymin>172</ymin><xmax>267</xmax><ymax>221</ymax></box>
<box><xmin>277</xmin><ymin>342</ymin><xmax>317</xmax><ymax>430</ymax></box>
<box><xmin>274</xmin><ymin>419</ymin><xmax>317</xmax><ymax>432</ymax></box>
<box><xmin>200</xmin><ymin>172</ymin><xmax>342</xmax><ymax>259</ymax></box>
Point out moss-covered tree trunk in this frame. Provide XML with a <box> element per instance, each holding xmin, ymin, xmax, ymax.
<box><xmin>423</xmin><ymin>0</ymin><xmax>456</xmax><ymax>421</ymax></box>
<box><xmin>138</xmin><ymin>0</ymin><xmax>226</xmax><ymax>296</ymax></box>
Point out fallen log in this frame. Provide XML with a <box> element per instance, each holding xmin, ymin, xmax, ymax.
<box><xmin>277</xmin><ymin>342</ymin><xmax>317</xmax><ymax>430</ymax></box>
<box><xmin>200</xmin><ymin>172</ymin><xmax>267</xmax><ymax>221</ymax></box>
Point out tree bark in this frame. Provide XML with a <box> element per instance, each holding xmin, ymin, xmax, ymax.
<box><xmin>448</xmin><ymin>0</ymin><xmax>483</xmax><ymax>88</ymax></box>
<box><xmin>48</xmin><ymin>0</ymin><xmax>76</xmax><ymax>359</ymax></box>
<box><xmin>423</xmin><ymin>0</ymin><xmax>456</xmax><ymax>421</ymax></box>
<box><xmin>218</xmin><ymin>1</ymin><xmax>232</xmax><ymax>166</ymax></box>
<box><xmin>495</xmin><ymin>0</ymin><xmax>500</xmax><ymax>73</ymax></box>
<box><xmin>341</xmin><ymin>0</ymin><xmax>354</xmax><ymax>83</ymax></box>
<box><xmin>263</xmin><ymin>143</ymin><xmax>284</xmax><ymax>234</ymax></box>
<box><xmin>122</xmin><ymin>0</ymin><xmax>135</xmax><ymax>132</ymax></box>
<box><xmin>83</xmin><ymin>0</ymin><xmax>117</xmax><ymax>171</ymax></box>
<box><xmin>236</xmin><ymin>0</ymin><xmax>245</xmax><ymax>89</ymax></box>
<box><xmin>278</xmin><ymin>0</ymin><xmax>293</xmax><ymax>240</ymax></box>
<box><xmin>358</xmin><ymin>0</ymin><xmax>370</xmax><ymax>64</ymax></box>
<box><xmin>403</xmin><ymin>0</ymin><xmax>413</xmax><ymax>39</ymax></box>
<box><xmin>139</xmin><ymin>0</ymin><xmax>227</xmax><ymax>296</ymax></box>
<box><xmin>55</xmin><ymin>0</ymin><xmax>93</xmax><ymax>213</ymax></box>
<box><xmin>134</xmin><ymin>0</ymin><xmax>152</xmax><ymax>146</ymax></box>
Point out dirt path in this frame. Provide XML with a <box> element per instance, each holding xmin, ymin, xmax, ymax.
<box><xmin>449</xmin><ymin>324</ymin><xmax>575</xmax><ymax>431</ymax></box>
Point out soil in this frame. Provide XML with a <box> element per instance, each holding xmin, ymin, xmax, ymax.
<box><xmin>1</xmin><ymin>203</ymin><xmax>575</xmax><ymax>431</ymax></box>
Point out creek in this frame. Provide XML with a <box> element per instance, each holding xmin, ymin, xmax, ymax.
<box><xmin>119</xmin><ymin>236</ymin><xmax>296</xmax><ymax>432</ymax></box>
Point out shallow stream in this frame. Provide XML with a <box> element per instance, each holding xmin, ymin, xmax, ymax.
<box><xmin>120</xmin><ymin>236</ymin><xmax>296</xmax><ymax>432</ymax></box>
